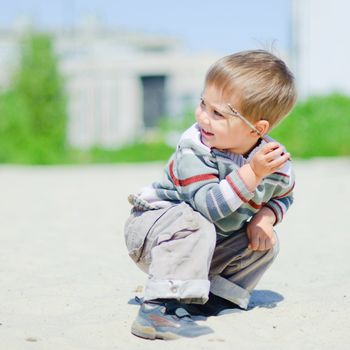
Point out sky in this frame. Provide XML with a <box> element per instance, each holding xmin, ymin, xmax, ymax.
<box><xmin>0</xmin><ymin>0</ymin><xmax>292</xmax><ymax>54</ymax></box>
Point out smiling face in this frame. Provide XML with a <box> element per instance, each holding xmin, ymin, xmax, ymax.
<box><xmin>195</xmin><ymin>84</ymin><xmax>266</xmax><ymax>155</ymax></box>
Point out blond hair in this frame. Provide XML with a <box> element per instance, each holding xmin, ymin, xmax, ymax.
<box><xmin>205</xmin><ymin>50</ymin><xmax>297</xmax><ymax>129</ymax></box>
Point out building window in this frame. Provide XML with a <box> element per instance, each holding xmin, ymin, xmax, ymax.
<box><xmin>140</xmin><ymin>75</ymin><xmax>167</xmax><ymax>128</ymax></box>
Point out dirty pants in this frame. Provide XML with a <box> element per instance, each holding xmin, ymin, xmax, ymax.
<box><xmin>124</xmin><ymin>202</ymin><xmax>279</xmax><ymax>309</ymax></box>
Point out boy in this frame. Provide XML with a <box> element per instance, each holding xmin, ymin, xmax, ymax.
<box><xmin>124</xmin><ymin>50</ymin><xmax>296</xmax><ymax>340</ymax></box>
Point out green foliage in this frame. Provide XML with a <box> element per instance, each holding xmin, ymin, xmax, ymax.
<box><xmin>69</xmin><ymin>142</ymin><xmax>175</xmax><ymax>164</ymax></box>
<box><xmin>0</xmin><ymin>33</ymin><xmax>68</xmax><ymax>164</ymax></box>
<box><xmin>1</xmin><ymin>34</ymin><xmax>350</xmax><ymax>165</ymax></box>
<box><xmin>270</xmin><ymin>94</ymin><xmax>350</xmax><ymax>158</ymax></box>
<box><xmin>157</xmin><ymin>108</ymin><xmax>195</xmax><ymax>134</ymax></box>
<box><xmin>155</xmin><ymin>93</ymin><xmax>350</xmax><ymax>161</ymax></box>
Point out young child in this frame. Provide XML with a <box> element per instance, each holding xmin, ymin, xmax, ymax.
<box><xmin>124</xmin><ymin>50</ymin><xmax>296</xmax><ymax>340</ymax></box>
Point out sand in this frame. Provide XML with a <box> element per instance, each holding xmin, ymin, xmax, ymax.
<box><xmin>0</xmin><ymin>158</ymin><xmax>349</xmax><ymax>349</ymax></box>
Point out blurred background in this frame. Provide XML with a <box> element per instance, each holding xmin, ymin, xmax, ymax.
<box><xmin>0</xmin><ymin>0</ymin><xmax>349</xmax><ymax>164</ymax></box>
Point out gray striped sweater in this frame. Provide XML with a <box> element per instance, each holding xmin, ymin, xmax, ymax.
<box><xmin>132</xmin><ymin>124</ymin><xmax>295</xmax><ymax>237</ymax></box>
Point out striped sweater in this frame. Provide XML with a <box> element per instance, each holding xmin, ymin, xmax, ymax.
<box><xmin>131</xmin><ymin>124</ymin><xmax>295</xmax><ymax>237</ymax></box>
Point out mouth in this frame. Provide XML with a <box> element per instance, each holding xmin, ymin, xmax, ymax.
<box><xmin>200</xmin><ymin>128</ymin><xmax>214</xmax><ymax>137</ymax></box>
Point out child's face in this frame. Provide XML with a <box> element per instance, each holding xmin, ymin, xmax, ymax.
<box><xmin>195</xmin><ymin>84</ymin><xmax>259</xmax><ymax>155</ymax></box>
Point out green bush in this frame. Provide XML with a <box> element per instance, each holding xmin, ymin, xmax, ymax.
<box><xmin>0</xmin><ymin>33</ymin><xmax>68</xmax><ymax>164</ymax></box>
<box><xmin>156</xmin><ymin>93</ymin><xmax>350</xmax><ymax>160</ymax></box>
<box><xmin>89</xmin><ymin>143</ymin><xmax>174</xmax><ymax>163</ymax></box>
<box><xmin>1</xmin><ymin>33</ymin><xmax>349</xmax><ymax>165</ymax></box>
<box><xmin>270</xmin><ymin>94</ymin><xmax>350</xmax><ymax>158</ymax></box>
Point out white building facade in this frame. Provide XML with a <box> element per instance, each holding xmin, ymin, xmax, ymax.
<box><xmin>0</xmin><ymin>19</ymin><xmax>219</xmax><ymax>149</ymax></box>
<box><xmin>292</xmin><ymin>0</ymin><xmax>350</xmax><ymax>97</ymax></box>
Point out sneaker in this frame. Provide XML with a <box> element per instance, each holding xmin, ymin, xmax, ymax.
<box><xmin>184</xmin><ymin>292</ymin><xmax>242</xmax><ymax>317</ymax></box>
<box><xmin>131</xmin><ymin>299</ymin><xmax>213</xmax><ymax>340</ymax></box>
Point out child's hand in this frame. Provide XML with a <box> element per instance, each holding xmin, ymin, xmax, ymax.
<box><xmin>250</xmin><ymin>142</ymin><xmax>290</xmax><ymax>180</ymax></box>
<box><xmin>247</xmin><ymin>207</ymin><xmax>277</xmax><ymax>251</ymax></box>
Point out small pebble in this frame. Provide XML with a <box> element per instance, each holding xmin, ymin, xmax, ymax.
<box><xmin>133</xmin><ymin>285</ymin><xmax>143</xmax><ymax>293</ymax></box>
<box><xmin>25</xmin><ymin>337</ymin><xmax>38</xmax><ymax>342</ymax></box>
<box><xmin>208</xmin><ymin>338</ymin><xmax>225</xmax><ymax>342</ymax></box>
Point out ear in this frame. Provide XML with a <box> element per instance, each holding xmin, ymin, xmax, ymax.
<box><xmin>254</xmin><ymin>120</ymin><xmax>270</xmax><ymax>136</ymax></box>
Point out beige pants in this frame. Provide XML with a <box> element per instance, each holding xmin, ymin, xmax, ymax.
<box><xmin>124</xmin><ymin>202</ymin><xmax>279</xmax><ymax>309</ymax></box>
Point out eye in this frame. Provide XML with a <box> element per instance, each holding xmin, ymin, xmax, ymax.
<box><xmin>200</xmin><ymin>98</ymin><xmax>206</xmax><ymax>107</ymax></box>
<box><xmin>214</xmin><ymin>110</ymin><xmax>224</xmax><ymax>118</ymax></box>
<box><xmin>213</xmin><ymin>109</ymin><xmax>226</xmax><ymax>120</ymax></box>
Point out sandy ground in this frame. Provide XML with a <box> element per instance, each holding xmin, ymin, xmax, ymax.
<box><xmin>0</xmin><ymin>158</ymin><xmax>350</xmax><ymax>350</ymax></box>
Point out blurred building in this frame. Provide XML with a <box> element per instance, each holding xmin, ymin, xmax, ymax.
<box><xmin>0</xmin><ymin>16</ymin><xmax>219</xmax><ymax>148</ymax></box>
<box><xmin>292</xmin><ymin>0</ymin><xmax>350</xmax><ymax>97</ymax></box>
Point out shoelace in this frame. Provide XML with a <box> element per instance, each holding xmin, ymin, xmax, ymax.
<box><xmin>134</xmin><ymin>296</ymin><xmax>144</xmax><ymax>305</ymax></box>
<box><xmin>135</xmin><ymin>296</ymin><xmax>192</xmax><ymax>319</ymax></box>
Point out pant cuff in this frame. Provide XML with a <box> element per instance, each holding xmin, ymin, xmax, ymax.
<box><xmin>144</xmin><ymin>279</ymin><xmax>210</xmax><ymax>304</ymax></box>
<box><xmin>210</xmin><ymin>275</ymin><xmax>250</xmax><ymax>309</ymax></box>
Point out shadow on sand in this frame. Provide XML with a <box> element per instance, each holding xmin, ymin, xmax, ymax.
<box><xmin>248</xmin><ymin>289</ymin><xmax>284</xmax><ymax>310</ymax></box>
<box><xmin>128</xmin><ymin>289</ymin><xmax>284</xmax><ymax>311</ymax></box>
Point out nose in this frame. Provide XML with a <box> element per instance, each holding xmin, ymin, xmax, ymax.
<box><xmin>196</xmin><ymin>106</ymin><xmax>211</xmax><ymax>126</ymax></box>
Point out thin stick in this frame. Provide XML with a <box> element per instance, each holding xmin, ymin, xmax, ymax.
<box><xmin>227</xmin><ymin>103</ymin><xmax>291</xmax><ymax>160</ymax></box>
<box><xmin>227</xmin><ymin>103</ymin><xmax>270</xmax><ymax>143</ymax></box>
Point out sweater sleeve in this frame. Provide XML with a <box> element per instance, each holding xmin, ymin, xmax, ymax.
<box><xmin>264</xmin><ymin>164</ymin><xmax>295</xmax><ymax>225</ymax></box>
<box><xmin>169</xmin><ymin>147</ymin><xmax>255</xmax><ymax>222</ymax></box>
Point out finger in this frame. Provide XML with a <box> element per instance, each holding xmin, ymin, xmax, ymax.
<box><xmin>261</xmin><ymin>142</ymin><xmax>280</xmax><ymax>154</ymax></box>
<box><xmin>246</xmin><ymin>227</ymin><xmax>252</xmax><ymax>249</ymax></box>
<box><xmin>264</xmin><ymin>146</ymin><xmax>284</xmax><ymax>161</ymax></box>
<box><xmin>269</xmin><ymin>152</ymin><xmax>291</xmax><ymax>169</ymax></box>
<box><xmin>250</xmin><ymin>236</ymin><xmax>260</xmax><ymax>251</ymax></box>
<box><xmin>257</xmin><ymin>238</ymin><xmax>266</xmax><ymax>251</ymax></box>
<box><xmin>265</xmin><ymin>233</ymin><xmax>277</xmax><ymax>250</ymax></box>
<box><xmin>269</xmin><ymin>235</ymin><xmax>276</xmax><ymax>246</ymax></box>
<box><xmin>264</xmin><ymin>239</ymin><xmax>273</xmax><ymax>251</ymax></box>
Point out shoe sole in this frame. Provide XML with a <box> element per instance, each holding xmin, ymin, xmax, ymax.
<box><xmin>131</xmin><ymin>320</ymin><xmax>179</xmax><ymax>340</ymax></box>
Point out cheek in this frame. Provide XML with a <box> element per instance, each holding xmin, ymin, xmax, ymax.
<box><xmin>194</xmin><ymin>106</ymin><xmax>201</xmax><ymax>121</ymax></box>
